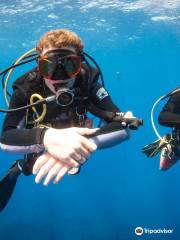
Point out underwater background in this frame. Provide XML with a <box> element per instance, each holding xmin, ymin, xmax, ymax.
<box><xmin>0</xmin><ymin>1</ymin><xmax>180</xmax><ymax>239</ymax></box>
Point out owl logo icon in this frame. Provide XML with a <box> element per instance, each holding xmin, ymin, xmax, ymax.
<box><xmin>135</xmin><ymin>227</ymin><xmax>143</xmax><ymax>236</ymax></box>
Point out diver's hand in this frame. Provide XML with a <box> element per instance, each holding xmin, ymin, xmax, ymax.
<box><xmin>33</xmin><ymin>152</ymin><xmax>70</xmax><ymax>185</ymax></box>
<box><xmin>43</xmin><ymin>127</ymin><xmax>97</xmax><ymax>168</ymax></box>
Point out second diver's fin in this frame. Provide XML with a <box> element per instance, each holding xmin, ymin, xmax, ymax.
<box><xmin>142</xmin><ymin>134</ymin><xmax>171</xmax><ymax>158</ymax></box>
<box><xmin>0</xmin><ymin>160</ymin><xmax>22</xmax><ymax>212</ymax></box>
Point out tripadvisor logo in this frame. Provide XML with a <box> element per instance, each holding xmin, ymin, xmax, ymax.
<box><xmin>135</xmin><ymin>226</ymin><xmax>174</xmax><ymax>236</ymax></box>
<box><xmin>135</xmin><ymin>227</ymin><xmax>143</xmax><ymax>236</ymax></box>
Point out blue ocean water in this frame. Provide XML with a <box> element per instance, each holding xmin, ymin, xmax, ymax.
<box><xmin>0</xmin><ymin>1</ymin><xmax>180</xmax><ymax>240</ymax></box>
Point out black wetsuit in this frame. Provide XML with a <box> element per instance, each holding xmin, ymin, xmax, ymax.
<box><xmin>0</xmin><ymin>65</ymin><xmax>120</xmax><ymax>156</ymax></box>
<box><xmin>0</xmin><ymin>65</ymin><xmax>129</xmax><ymax>212</ymax></box>
<box><xmin>158</xmin><ymin>92</ymin><xmax>180</xmax><ymax>129</ymax></box>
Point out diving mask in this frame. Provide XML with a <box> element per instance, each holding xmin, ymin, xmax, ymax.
<box><xmin>39</xmin><ymin>49</ymin><xmax>81</xmax><ymax>106</ymax></box>
<box><xmin>38</xmin><ymin>48</ymin><xmax>82</xmax><ymax>80</ymax></box>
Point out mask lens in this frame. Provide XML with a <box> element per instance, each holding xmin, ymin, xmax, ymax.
<box><xmin>63</xmin><ymin>56</ymin><xmax>81</xmax><ymax>77</ymax></box>
<box><xmin>38</xmin><ymin>57</ymin><xmax>57</xmax><ymax>78</ymax></box>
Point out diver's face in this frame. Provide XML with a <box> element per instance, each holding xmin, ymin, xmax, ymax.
<box><xmin>39</xmin><ymin>47</ymin><xmax>81</xmax><ymax>93</ymax></box>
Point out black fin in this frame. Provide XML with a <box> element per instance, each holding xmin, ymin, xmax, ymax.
<box><xmin>142</xmin><ymin>135</ymin><xmax>171</xmax><ymax>158</ymax></box>
<box><xmin>0</xmin><ymin>161</ymin><xmax>22</xmax><ymax>212</ymax></box>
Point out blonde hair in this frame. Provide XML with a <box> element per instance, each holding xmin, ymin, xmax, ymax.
<box><xmin>36</xmin><ymin>29</ymin><xmax>84</xmax><ymax>54</ymax></box>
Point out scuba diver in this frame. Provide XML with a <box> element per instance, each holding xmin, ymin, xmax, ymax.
<box><xmin>142</xmin><ymin>88</ymin><xmax>180</xmax><ymax>170</ymax></box>
<box><xmin>0</xmin><ymin>29</ymin><xmax>142</xmax><ymax>211</ymax></box>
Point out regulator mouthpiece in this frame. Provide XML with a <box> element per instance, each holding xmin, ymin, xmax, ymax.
<box><xmin>56</xmin><ymin>88</ymin><xmax>74</xmax><ymax>107</ymax></box>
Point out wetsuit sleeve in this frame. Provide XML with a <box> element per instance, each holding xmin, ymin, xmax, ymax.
<box><xmin>158</xmin><ymin>93</ymin><xmax>180</xmax><ymax>128</ymax></box>
<box><xmin>89</xmin><ymin>82</ymin><xmax>120</xmax><ymax>112</ymax></box>
<box><xmin>88</xmin><ymin>81</ymin><xmax>130</xmax><ymax>146</ymax></box>
<box><xmin>0</xmin><ymin>89</ymin><xmax>46</xmax><ymax>154</ymax></box>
